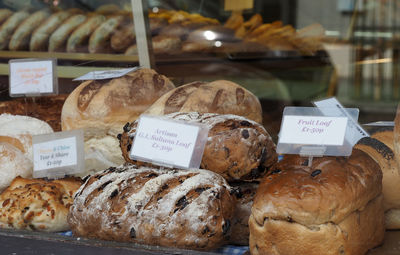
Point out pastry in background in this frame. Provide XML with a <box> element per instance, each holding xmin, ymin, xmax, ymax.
<box><xmin>0</xmin><ymin>11</ymin><xmax>29</xmax><ymax>50</ymax></box>
<box><xmin>61</xmin><ymin>68</ymin><xmax>175</xmax><ymax>173</ymax></box>
<box><xmin>0</xmin><ymin>176</ymin><xmax>82</xmax><ymax>232</ymax></box>
<box><xmin>68</xmin><ymin>165</ymin><xmax>235</xmax><ymax>250</ymax></box>
<box><xmin>144</xmin><ymin>80</ymin><xmax>263</xmax><ymax>124</ymax></box>
<box><xmin>120</xmin><ymin>112</ymin><xmax>277</xmax><ymax>181</ymax></box>
<box><xmin>249</xmin><ymin>150</ymin><xmax>384</xmax><ymax>255</ymax></box>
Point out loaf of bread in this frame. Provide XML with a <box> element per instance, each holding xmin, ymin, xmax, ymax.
<box><xmin>66</xmin><ymin>14</ymin><xmax>106</xmax><ymax>53</ymax></box>
<box><xmin>0</xmin><ymin>176</ymin><xmax>82</xmax><ymax>232</ymax></box>
<box><xmin>394</xmin><ymin>104</ymin><xmax>400</xmax><ymax>171</ymax></box>
<box><xmin>152</xmin><ymin>35</ymin><xmax>181</xmax><ymax>54</ymax></box>
<box><xmin>68</xmin><ymin>165</ymin><xmax>236</xmax><ymax>250</ymax></box>
<box><xmin>88</xmin><ymin>15</ymin><xmax>124</xmax><ymax>53</ymax></box>
<box><xmin>229</xmin><ymin>182</ymin><xmax>258</xmax><ymax>246</ymax></box>
<box><xmin>144</xmin><ymin>80</ymin><xmax>263</xmax><ymax>124</ymax></box>
<box><xmin>0</xmin><ymin>142</ymin><xmax>31</xmax><ymax>191</ymax></box>
<box><xmin>110</xmin><ymin>23</ymin><xmax>135</xmax><ymax>52</ymax></box>
<box><xmin>61</xmin><ymin>68</ymin><xmax>175</xmax><ymax>173</ymax></box>
<box><xmin>48</xmin><ymin>14</ymin><xmax>87</xmax><ymax>52</ymax></box>
<box><xmin>355</xmin><ymin>127</ymin><xmax>400</xmax><ymax>229</ymax></box>
<box><xmin>8</xmin><ymin>10</ymin><xmax>49</xmax><ymax>51</ymax></box>
<box><xmin>0</xmin><ymin>9</ymin><xmax>12</xmax><ymax>26</ymax></box>
<box><xmin>249</xmin><ymin>149</ymin><xmax>384</xmax><ymax>255</ymax></box>
<box><xmin>0</xmin><ymin>11</ymin><xmax>29</xmax><ymax>50</ymax></box>
<box><xmin>0</xmin><ymin>114</ymin><xmax>53</xmax><ymax>162</ymax></box>
<box><xmin>30</xmin><ymin>11</ymin><xmax>70</xmax><ymax>51</ymax></box>
<box><xmin>119</xmin><ymin>112</ymin><xmax>277</xmax><ymax>181</ymax></box>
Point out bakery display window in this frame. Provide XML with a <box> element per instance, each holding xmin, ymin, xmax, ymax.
<box><xmin>0</xmin><ymin>1</ymin><xmax>399</xmax><ymax>255</ymax></box>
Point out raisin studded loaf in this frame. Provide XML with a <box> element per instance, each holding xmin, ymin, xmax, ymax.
<box><xmin>249</xmin><ymin>149</ymin><xmax>384</xmax><ymax>255</ymax></box>
<box><xmin>0</xmin><ymin>177</ymin><xmax>82</xmax><ymax>232</ymax></box>
<box><xmin>119</xmin><ymin>112</ymin><xmax>277</xmax><ymax>181</ymax></box>
<box><xmin>68</xmin><ymin>164</ymin><xmax>236</xmax><ymax>250</ymax></box>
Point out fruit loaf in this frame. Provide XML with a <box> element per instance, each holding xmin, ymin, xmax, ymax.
<box><xmin>68</xmin><ymin>165</ymin><xmax>236</xmax><ymax>250</ymax></box>
<box><xmin>249</xmin><ymin>149</ymin><xmax>384</xmax><ymax>255</ymax></box>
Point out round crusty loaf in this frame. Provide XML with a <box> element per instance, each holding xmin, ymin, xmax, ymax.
<box><xmin>119</xmin><ymin>112</ymin><xmax>277</xmax><ymax>181</ymax></box>
<box><xmin>68</xmin><ymin>165</ymin><xmax>236</xmax><ymax>250</ymax></box>
<box><xmin>0</xmin><ymin>176</ymin><xmax>82</xmax><ymax>232</ymax></box>
<box><xmin>144</xmin><ymin>80</ymin><xmax>263</xmax><ymax>124</ymax></box>
<box><xmin>355</xmin><ymin>127</ymin><xmax>400</xmax><ymax>229</ymax></box>
<box><xmin>249</xmin><ymin>149</ymin><xmax>384</xmax><ymax>255</ymax></box>
<box><xmin>61</xmin><ymin>68</ymin><xmax>175</xmax><ymax>173</ymax></box>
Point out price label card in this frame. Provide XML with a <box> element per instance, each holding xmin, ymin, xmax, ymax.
<box><xmin>130</xmin><ymin>115</ymin><xmax>209</xmax><ymax>169</ymax></box>
<box><xmin>32</xmin><ymin>129</ymin><xmax>84</xmax><ymax>179</ymax></box>
<box><xmin>313</xmin><ymin>97</ymin><xmax>369</xmax><ymax>145</ymax></box>
<box><xmin>9</xmin><ymin>58</ymin><xmax>58</xmax><ymax>97</ymax></box>
<box><xmin>73</xmin><ymin>67</ymin><xmax>139</xmax><ymax>81</ymax></box>
<box><xmin>277</xmin><ymin>107</ymin><xmax>359</xmax><ymax>157</ymax></box>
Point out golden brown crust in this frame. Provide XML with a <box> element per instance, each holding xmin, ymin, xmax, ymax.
<box><xmin>144</xmin><ymin>80</ymin><xmax>263</xmax><ymax>124</ymax></box>
<box><xmin>250</xmin><ymin>195</ymin><xmax>384</xmax><ymax>255</ymax></box>
<box><xmin>68</xmin><ymin>165</ymin><xmax>235</xmax><ymax>250</ymax></box>
<box><xmin>152</xmin><ymin>35</ymin><xmax>181</xmax><ymax>54</ymax></box>
<box><xmin>0</xmin><ymin>176</ymin><xmax>82</xmax><ymax>232</ymax></box>
<box><xmin>255</xmin><ymin>149</ymin><xmax>382</xmax><ymax>225</ymax></box>
<box><xmin>119</xmin><ymin>112</ymin><xmax>277</xmax><ymax>181</ymax></box>
<box><xmin>0</xmin><ymin>11</ymin><xmax>29</xmax><ymax>50</ymax></box>
<box><xmin>250</xmin><ymin>149</ymin><xmax>384</xmax><ymax>255</ymax></box>
<box><xmin>61</xmin><ymin>68</ymin><xmax>175</xmax><ymax>136</ymax></box>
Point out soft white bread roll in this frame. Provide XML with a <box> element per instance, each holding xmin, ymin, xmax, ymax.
<box><xmin>0</xmin><ymin>114</ymin><xmax>53</xmax><ymax>162</ymax></box>
<box><xmin>250</xmin><ymin>149</ymin><xmax>384</xmax><ymax>255</ymax></box>
<box><xmin>355</xmin><ymin>128</ymin><xmax>400</xmax><ymax>229</ymax></box>
<box><xmin>0</xmin><ymin>142</ymin><xmax>31</xmax><ymax>191</ymax></box>
<box><xmin>144</xmin><ymin>80</ymin><xmax>263</xmax><ymax>124</ymax></box>
<box><xmin>61</xmin><ymin>68</ymin><xmax>175</xmax><ymax>173</ymax></box>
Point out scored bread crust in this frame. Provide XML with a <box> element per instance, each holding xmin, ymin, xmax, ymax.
<box><xmin>119</xmin><ymin>112</ymin><xmax>277</xmax><ymax>181</ymax></box>
<box><xmin>61</xmin><ymin>68</ymin><xmax>175</xmax><ymax>137</ymax></box>
<box><xmin>249</xmin><ymin>149</ymin><xmax>384</xmax><ymax>255</ymax></box>
<box><xmin>68</xmin><ymin>165</ymin><xmax>235</xmax><ymax>250</ymax></box>
<box><xmin>0</xmin><ymin>177</ymin><xmax>82</xmax><ymax>232</ymax></box>
<box><xmin>143</xmin><ymin>80</ymin><xmax>263</xmax><ymax>124</ymax></box>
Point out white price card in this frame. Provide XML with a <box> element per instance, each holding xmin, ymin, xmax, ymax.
<box><xmin>32</xmin><ymin>129</ymin><xmax>84</xmax><ymax>179</ymax></box>
<box><xmin>279</xmin><ymin>116</ymin><xmax>348</xmax><ymax>146</ymax></box>
<box><xmin>313</xmin><ymin>97</ymin><xmax>369</xmax><ymax>145</ymax></box>
<box><xmin>277</xmin><ymin>107</ymin><xmax>359</xmax><ymax>157</ymax></box>
<box><xmin>73</xmin><ymin>67</ymin><xmax>139</xmax><ymax>81</ymax></box>
<box><xmin>130</xmin><ymin>115</ymin><xmax>209</xmax><ymax>169</ymax></box>
<box><xmin>9</xmin><ymin>58</ymin><xmax>58</xmax><ymax>97</ymax></box>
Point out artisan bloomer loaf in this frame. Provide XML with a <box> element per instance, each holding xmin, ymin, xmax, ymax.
<box><xmin>249</xmin><ymin>149</ymin><xmax>384</xmax><ymax>255</ymax></box>
<box><xmin>61</xmin><ymin>68</ymin><xmax>175</xmax><ymax>173</ymax></box>
<box><xmin>119</xmin><ymin>112</ymin><xmax>277</xmax><ymax>181</ymax></box>
<box><xmin>68</xmin><ymin>165</ymin><xmax>236</xmax><ymax>250</ymax></box>
<box><xmin>0</xmin><ymin>176</ymin><xmax>82</xmax><ymax>232</ymax></box>
<box><xmin>144</xmin><ymin>80</ymin><xmax>263</xmax><ymax>124</ymax></box>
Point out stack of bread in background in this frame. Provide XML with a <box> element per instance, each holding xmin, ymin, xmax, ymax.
<box><xmin>0</xmin><ymin>5</ymin><xmax>324</xmax><ymax>56</ymax></box>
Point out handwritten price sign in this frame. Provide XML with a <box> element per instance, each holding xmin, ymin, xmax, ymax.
<box><xmin>9</xmin><ymin>58</ymin><xmax>57</xmax><ymax>97</ymax></box>
<box><xmin>130</xmin><ymin>115</ymin><xmax>209</xmax><ymax>169</ymax></box>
